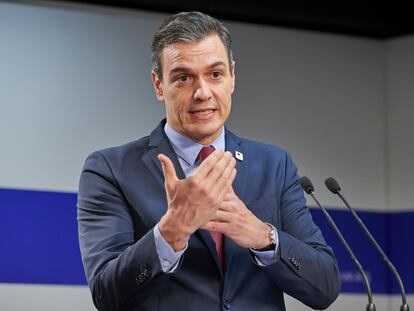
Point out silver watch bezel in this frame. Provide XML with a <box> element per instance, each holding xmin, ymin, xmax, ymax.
<box><xmin>265</xmin><ymin>223</ymin><xmax>277</xmax><ymax>246</ymax></box>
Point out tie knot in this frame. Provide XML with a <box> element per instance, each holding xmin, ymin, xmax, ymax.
<box><xmin>198</xmin><ymin>145</ymin><xmax>216</xmax><ymax>163</ymax></box>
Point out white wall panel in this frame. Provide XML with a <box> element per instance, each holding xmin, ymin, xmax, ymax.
<box><xmin>386</xmin><ymin>36</ymin><xmax>414</xmax><ymax>211</ymax></box>
<box><xmin>390</xmin><ymin>295</ymin><xmax>414</xmax><ymax>311</ymax></box>
<box><xmin>0</xmin><ymin>2</ymin><xmax>387</xmax><ymax>211</ymax></box>
<box><xmin>285</xmin><ymin>293</ymin><xmax>390</xmax><ymax>311</ymax></box>
<box><xmin>0</xmin><ymin>2</ymin><xmax>165</xmax><ymax>192</ymax></box>
<box><xmin>0</xmin><ymin>284</ymin><xmax>96</xmax><ymax>311</ymax></box>
<box><xmin>0</xmin><ymin>284</ymin><xmax>392</xmax><ymax>311</ymax></box>
<box><xmin>227</xmin><ymin>22</ymin><xmax>387</xmax><ymax>210</ymax></box>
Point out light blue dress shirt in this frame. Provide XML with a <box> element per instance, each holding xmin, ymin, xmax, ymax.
<box><xmin>153</xmin><ymin>123</ymin><xmax>278</xmax><ymax>272</ymax></box>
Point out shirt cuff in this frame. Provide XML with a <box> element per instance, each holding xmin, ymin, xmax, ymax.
<box><xmin>249</xmin><ymin>228</ymin><xmax>280</xmax><ymax>267</ymax></box>
<box><xmin>154</xmin><ymin>223</ymin><xmax>187</xmax><ymax>273</ymax></box>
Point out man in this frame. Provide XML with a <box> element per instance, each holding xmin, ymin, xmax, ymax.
<box><xmin>77</xmin><ymin>11</ymin><xmax>341</xmax><ymax>311</ymax></box>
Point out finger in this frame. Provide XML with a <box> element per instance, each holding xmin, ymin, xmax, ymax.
<box><xmin>195</xmin><ymin>149</ymin><xmax>226</xmax><ymax>179</ymax></box>
<box><xmin>223</xmin><ymin>188</ymin><xmax>236</xmax><ymax>201</ymax></box>
<box><xmin>218</xmin><ymin>194</ymin><xmax>244</xmax><ymax>214</ymax></box>
<box><xmin>221</xmin><ymin>168</ymin><xmax>238</xmax><ymax>201</ymax></box>
<box><xmin>205</xmin><ymin>152</ymin><xmax>234</xmax><ymax>186</ymax></box>
<box><xmin>217</xmin><ymin>200</ymin><xmax>235</xmax><ymax>212</ymax></box>
<box><xmin>201</xmin><ymin>222</ymin><xmax>213</xmax><ymax>231</ymax></box>
<box><xmin>223</xmin><ymin>192</ymin><xmax>232</xmax><ymax>201</ymax></box>
<box><xmin>158</xmin><ymin>154</ymin><xmax>178</xmax><ymax>193</ymax></box>
<box><xmin>211</xmin><ymin>165</ymin><xmax>237</xmax><ymax>201</ymax></box>
<box><xmin>227</xmin><ymin>185</ymin><xmax>236</xmax><ymax>195</ymax></box>
<box><xmin>226</xmin><ymin>168</ymin><xmax>237</xmax><ymax>190</ymax></box>
<box><xmin>208</xmin><ymin>209</ymin><xmax>233</xmax><ymax>222</ymax></box>
<box><xmin>202</xmin><ymin>221</ymin><xmax>228</xmax><ymax>234</ymax></box>
<box><xmin>208</xmin><ymin>156</ymin><xmax>236</xmax><ymax>195</ymax></box>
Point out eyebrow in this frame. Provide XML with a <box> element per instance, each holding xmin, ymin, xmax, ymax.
<box><xmin>169</xmin><ymin>61</ymin><xmax>227</xmax><ymax>76</ymax></box>
<box><xmin>206</xmin><ymin>61</ymin><xmax>227</xmax><ymax>69</ymax></box>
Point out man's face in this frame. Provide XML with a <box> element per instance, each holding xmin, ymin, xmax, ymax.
<box><xmin>152</xmin><ymin>35</ymin><xmax>235</xmax><ymax>145</ymax></box>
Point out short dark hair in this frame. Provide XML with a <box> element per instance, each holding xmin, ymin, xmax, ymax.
<box><xmin>151</xmin><ymin>11</ymin><xmax>233</xmax><ymax>79</ymax></box>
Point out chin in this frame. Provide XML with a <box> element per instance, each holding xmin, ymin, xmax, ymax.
<box><xmin>196</xmin><ymin>123</ymin><xmax>220</xmax><ymax>133</ymax></box>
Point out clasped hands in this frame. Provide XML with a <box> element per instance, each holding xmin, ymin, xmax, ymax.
<box><xmin>158</xmin><ymin>150</ymin><xmax>271</xmax><ymax>252</ymax></box>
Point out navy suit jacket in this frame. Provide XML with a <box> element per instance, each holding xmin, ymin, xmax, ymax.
<box><xmin>77</xmin><ymin>120</ymin><xmax>340</xmax><ymax>311</ymax></box>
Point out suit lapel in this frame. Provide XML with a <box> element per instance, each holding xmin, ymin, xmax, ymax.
<box><xmin>225</xmin><ymin>130</ymin><xmax>247</xmax><ymax>202</ymax></box>
<box><xmin>223</xmin><ymin>129</ymin><xmax>247</xmax><ymax>273</ymax></box>
<box><xmin>142</xmin><ymin>120</ymin><xmax>186</xmax><ymax>187</ymax></box>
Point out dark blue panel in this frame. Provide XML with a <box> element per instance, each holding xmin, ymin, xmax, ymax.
<box><xmin>0</xmin><ymin>188</ymin><xmax>87</xmax><ymax>285</ymax></box>
<box><xmin>389</xmin><ymin>212</ymin><xmax>414</xmax><ymax>294</ymax></box>
<box><xmin>310</xmin><ymin>207</ymin><xmax>390</xmax><ymax>294</ymax></box>
<box><xmin>0</xmin><ymin>187</ymin><xmax>412</xmax><ymax>295</ymax></box>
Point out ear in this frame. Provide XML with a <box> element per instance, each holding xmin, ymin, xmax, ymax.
<box><xmin>151</xmin><ymin>70</ymin><xmax>164</xmax><ymax>101</ymax></box>
<box><xmin>230</xmin><ymin>61</ymin><xmax>236</xmax><ymax>94</ymax></box>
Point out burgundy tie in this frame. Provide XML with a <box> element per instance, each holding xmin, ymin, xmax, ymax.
<box><xmin>197</xmin><ymin>145</ymin><xmax>224</xmax><ymax>269</ymax></box>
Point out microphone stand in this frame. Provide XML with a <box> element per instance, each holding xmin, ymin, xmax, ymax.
<box><xmin>309</xmin><ymin>192</ymin><xmax>376</xmax><ymax>311</ymax></box>
<box><xmin>300</xmin><ymin>177</ymin><xmax>375</xmax><ymax>311</ymax></box>
<box><xmin>336</xmin><ymin>190</ymin><xmax>409</xmax><ymax>311</ymax></box>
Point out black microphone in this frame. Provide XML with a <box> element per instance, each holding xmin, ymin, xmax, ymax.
<box><xmin>300</xmin><ymin>176</ymin><xmax>376</xmax><ymax>311</ymax></box>
<box><xmin>325</xmin><ymin>177</ymin><xmax>409</xmax><ymax>311</ymax></box>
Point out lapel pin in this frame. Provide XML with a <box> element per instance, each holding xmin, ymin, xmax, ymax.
<box><xmin>235</xmin><ymin>151</ymin><xmax>244</xmax><ymax>161</ymax></box>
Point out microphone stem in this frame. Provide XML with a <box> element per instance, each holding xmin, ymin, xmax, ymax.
<box><xmin>310</xmin><ymin>193</ymin><xmax>374</xmax><ymax>306</ymax></box>
<box><xmin>337</xmin><ymin>192</ymin><xmax>408</xmax><ymax>306</ymax></box>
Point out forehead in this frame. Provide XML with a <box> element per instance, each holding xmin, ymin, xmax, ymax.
<box><xmin>161</xmin><ymin>35</ymin><xmax>229</xmax><ymax>73</ymax></box>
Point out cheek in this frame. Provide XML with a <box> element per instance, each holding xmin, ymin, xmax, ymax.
<box><xmin>217</xmin><ymin>87</ymin><xmax>233</xmax><ymax>111</ymax></box>
<box><xmin>166</xmin><ymin>93</ymin><xmax>189</xmax><ymax>121</ymax></box>
<box><xmin>174</xmin><ymin>104</ymin><xmax>185</xmax><ymax>121</ymax></box>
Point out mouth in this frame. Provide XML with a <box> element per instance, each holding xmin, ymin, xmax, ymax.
<box><xmin>189</xmin><ymin>108</ymin><xmax>217</xmax><ymax>120</ymax></box>
<box><xmin>189</xmin><ymin>109</ymin><xmax>216</xmax><ymax>115</ymax></box>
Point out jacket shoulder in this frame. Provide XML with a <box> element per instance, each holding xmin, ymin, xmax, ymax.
<box><xmin>84</xmin><ymin>135</ymin><xmax>151</xmax><ymax>168</ymax></box>
<box><xmin>235</xmin><ymin>135</ymin><xmax>291</xmax><ymax>162</ymax></box>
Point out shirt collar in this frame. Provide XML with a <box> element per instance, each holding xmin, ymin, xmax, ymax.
<box><xmin>164</xmin><ymin>122</ymin><xmax>225</xmax><ymax>167</ymax></box>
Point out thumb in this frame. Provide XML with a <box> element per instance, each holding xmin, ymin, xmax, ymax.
<box><xmin>158</xmin><ymin>154</ymin><xmax>178</xmax><ymax>192</ymax></box>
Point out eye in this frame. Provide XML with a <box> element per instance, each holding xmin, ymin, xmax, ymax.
<box><xmin>211</xmin><ymin>71</ymin><xmax>222</xmax><ymax>79</ymax></box>
<box><xmin>177</xmin><ymin>75</ymin><xmax>188</xmax><ymax>82</ymax></box>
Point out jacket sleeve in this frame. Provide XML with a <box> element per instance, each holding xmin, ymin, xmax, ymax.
<box><xmin>264</xmin><ymin>153</ymin><xmax>341</xmax><ymax>310</ymax></box>
<box><xmin>77</xmin><ymin>151</ymin><xmax>169</xmax><ymax>311</ymax></box>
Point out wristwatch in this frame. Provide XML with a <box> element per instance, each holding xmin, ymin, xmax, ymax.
<box><xmin>254</xmin><ymin>223</ymin><xmax>277</xmax><ymax>251</ymax></box>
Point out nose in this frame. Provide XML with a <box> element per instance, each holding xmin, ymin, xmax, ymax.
<box><xmin>194</xmin><ymin>78</ymin><xmax>212</xmax><ymax>102</ymax></box>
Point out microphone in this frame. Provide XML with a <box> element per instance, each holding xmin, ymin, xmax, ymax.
<box><xmin>300</xmin><ymin>177</ymin><xmax>376</xmax><ymax>311</ymax></box>
<box><xmin>325</xmin><ymin>177</ymin><xmax>409</xmax><ymax>311</ymax></box>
